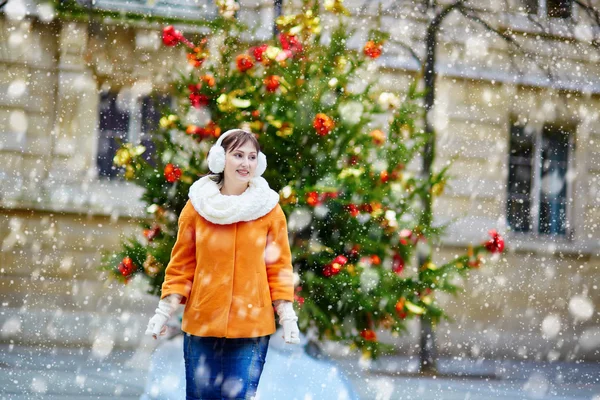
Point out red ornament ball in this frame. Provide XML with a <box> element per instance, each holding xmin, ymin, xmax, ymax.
<box><xmin>485</xmin><ymin>229</ymin><xmax>505</xmax><ymax>253</ymax></box>
<box><xmin>392</xmin><ymin>253</ymin><xmax>404</xmax><ymax>274</ymax></box>
<box><xmin>143</xmin><ymin>225</ymin><xmax>161</xmax><ymax>241</ymax></box>
<box><xmin>306</xmin><ymin>191</ymin><xmax>320</xmax><ymax>207</ymax></box>
<box><xmin>251</xmin><ymin>44</ymin><xmax>269</xmax><ymax>62</ymax></box>
<box><xmin>118</xmin><ymin>256</ymin><xmax>136</xmax><ymax>277</ymax></box>
<box><xmin>189</xmin><ymin>93</ymin><xmax>210</xmax><ymax>108</ymax></box>
<box><xmin>162</xmin><ymin>25</ymin><xmax>183</xmax><ymax>46</ymax></box>
<box><xmin>279</xmin><ymin>33</ymin><xmax>303</xmax><ymax>55</ymax></box>
<box><xmin>360</xmin><ymin>329</ymin><xmax>377</xmax><ymax>341</ymax></box>
<box><xmin>236</xmin><ymin>54</ymin><xmax>254</xmax><ymax>72</ymax></box>
<box><xmin>346</xmin><ymin>204</ymin><xmax>359</xmax><ymax>217</ymax></box>
<box><xmin>264</xmin><ymin>75</ymin><xmax>281</xmax><ymax>92</ymax></box>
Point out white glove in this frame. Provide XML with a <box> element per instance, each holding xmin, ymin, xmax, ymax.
<box><xmin>145</xmin><ymin>294</ymin><xmax>182</xmax><ymax>339</ymax></box>
<box><xmin>275</xmin><ymin>301</ymin><xmax>300</xmax><ymax>344</ymax></box>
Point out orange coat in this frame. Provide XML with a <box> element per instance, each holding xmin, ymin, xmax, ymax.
<box><xmin>160</xmin><ymin>200</ymin><xmax>294</xmax><ymax>338</ymax></box>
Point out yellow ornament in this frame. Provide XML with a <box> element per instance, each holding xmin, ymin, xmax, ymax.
<box><xmin>248</xmin><ymin>120</ymin><xmax>264</xmax><ymax>132</ymax></box>
<box><xmin>159</xmin><ymin>114</ymin><xmax>178</xmax><ymax>129</ymax></box>
<box><xmin>324</xmin><ymin>0</ymin><xmax>350</xmax><ymax>15</ymax></box>
<box><xmin>302</xmin><ymin>10</ymin><xmax>321</xmax><ymax>35</ymax></box>
<box><xmin>113</xmin><ymin>147</ymin><xmax>132</xmax><ymax>166</ymax></box>
<box><xmin>431</xmin><ymin>181</ymin><xmax>445</xmax><ymax>196</ymax></box>
<box><xmin>370</xmin><ymin>201</ymin><xmax>383</xmax><ymax>217</ymax></box>
<box><xmin>404</xmin><ymin>300</ymin><xmax>426</xmax><ymax>315</ymax></box>
<box><xmin>400</xmin><ymin>123</ymin><xmax>411</xmax><ymax>139</ymax></box>
<box><xmin>124</xmin><ymin>164</ymin><xmax>136</xmax><ymax>180</ymax></box>
<box><xmin>143</xmin><ymin>254</ymin><xmax>161</xmax><ymax>277</ymax></box>
<box><xmin>216</xmin><ymin>0</ymin><xmax>240</xmax><ymax>19</ymax></box>
<box><xmin>335</xmin><ymin>56</ymin><xmax>348</xmax><ymax>73</ymax></box>
<box><xmin>217</xmin><ymin>90</ymin><xmax>250</xmax><ymax>112</ymax></box>
<box><xmin>280</xmin><ymin>193</ymin><xmax>297</xmax><ymax>205</ymax></box>
<box><xmin>113</xmin><ymin>144</ymin><xmax>146</xmax><ymax>168</ymax></box>
<box><xmin>339</xmin><ymin>167</ymin><xmax>364</xmax><ymax>179</ymax></box>
<box><xmin>380</xmin><ymin>314</ymin><xmax>395</xmax><ymax>329</ymax></box>
<box><xmin>276</xmin><ymin>122</ymin><xmax>294</xmax><ymax>137</ymax></box>
<box><xmin>420</xmin><ymin>261</ymin><xmax>437</xmax><ymax>271</ymax></box>
<box><xmin>346</xmin><ymin>264</ymin><xmax>356</xmax><ymax>276</ymax></box>
<box><xmin>275</xmin><ymin>14</ymin><xmax>296</xmax><ymax>30</ymax></box>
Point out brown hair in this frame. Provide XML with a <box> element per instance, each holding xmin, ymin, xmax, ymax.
<box><xmin>208</xmin><ymin>129</ymin><xmax>261</xmax><ymax>187</ymax></box>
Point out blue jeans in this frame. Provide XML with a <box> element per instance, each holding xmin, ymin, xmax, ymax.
<box><xmin>183</xmin><ymin>334</ymin><xmax>270</xmax><ymax>400</ymax></box>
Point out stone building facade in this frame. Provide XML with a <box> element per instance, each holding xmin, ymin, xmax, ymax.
<box><xmin>0</xmin><ymin>0</ymin><xmax>598</xmax><ymax>361</ymax></box>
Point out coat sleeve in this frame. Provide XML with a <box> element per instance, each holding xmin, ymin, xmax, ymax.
<box><xmin>160</xmin><ymin>201</ymin><xmax>196</xmax><ymax>304</ymax></box>
<box><xmin>265</xmin><ymin>205</ymin><xmax>295</xmax><ymax>302</ymax></box>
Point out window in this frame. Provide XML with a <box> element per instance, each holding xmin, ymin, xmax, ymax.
<box><xmin>97</xmin><ymin>91</ymin><xmax>169</xmax><ymax>179</ymax></box>
<box><xmin>515</xmin><ymin>0</ymin><xmax>572</xmax><ymax>18</ymax></box>
<box><xmin>97</xmin><ymin>91</ymin><xmax>130</xmax><ymax>179</ymax></box>
<box><xmin>547</xmin><ymin>0</ymin><xmax>572</xmax><ymax>18</ymax></box>
<box><xmin>507</xmin><ymin>121</ymin><xmax>572</xmax><ymax>236</ymax></box>
<box><xmin>518</xmin><ymin>0</ymin><xmax>539</xmax><ymax>15</ymax></box>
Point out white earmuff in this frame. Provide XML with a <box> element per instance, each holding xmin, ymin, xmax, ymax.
<box><xmin>207</xmin><ymin>129</ymin><xmax>267</xmax><ymax>176</ymax></box>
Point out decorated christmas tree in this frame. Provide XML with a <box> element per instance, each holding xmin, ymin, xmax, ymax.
<box><xmin>101</xmin><ymin>0</ymin><xmax>504</xmax><ymax>358</ymax></box>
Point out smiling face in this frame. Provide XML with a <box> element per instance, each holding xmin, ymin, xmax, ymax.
<box><xmin>223</xmin><ymin>140</ymin><xmax>258</xmax><ymax>184</ymax></box>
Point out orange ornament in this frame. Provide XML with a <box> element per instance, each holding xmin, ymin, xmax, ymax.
<box><xmin>201</xmin><ymin>74</ymin><xmax>216</xmax><ymax>87</ymax></box>
<box><xmin>313</xmin><ymin>113</ymin><xmax>335</xmax><ymax>136</ymax></box>
<box><xmin>370</xmin><ymin>255</ymin><xmax>381</xmax><ymax>265</ymax></box>
<box><xmin>369</xmin><ymin>129</ymin><xmax>386</xmax><ymax>145</ymax></box>
<box><xmin>380</xmin><ymin>170</ymin><xmax>389</xmax><ymax>183</ymax></box>
<box><xmin>363</xmin><ymin>41</ymin><xmax>383</xmax><ymax>59</ymax></box>
<box><xmin>395</xmin><ymin>298</ymin><xmax>407</xmax><ymax>319</ymax></box>
<box><xmin>186</xmin><ymin>42</ymin><xmax>208</xmax><ymax>68</ymax></box>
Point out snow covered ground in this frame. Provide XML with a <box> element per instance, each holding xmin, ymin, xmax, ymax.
<box><xmin>1</xmin><ymin>342</ymin><xmax>599</xmax><ymax>400</ymax></box>
<box><xmin>335</xmin><ymin>355</ymin><xmax>600</xmax><ymax>400</ymax></box>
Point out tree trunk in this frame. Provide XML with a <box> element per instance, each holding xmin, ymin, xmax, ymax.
<box><xmin>418</xmin><ymin>4</ymin><xmax>439</xmax><ymax>375</ymax></box>
<box><xmin>418</xmin><ymin>0</ymin><xmax>463</xmax><ymax>375</ymax></box>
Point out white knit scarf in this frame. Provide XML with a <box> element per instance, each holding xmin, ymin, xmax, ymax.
<box><xmin>188</xmin><ymin>175</ymin><xmax>280</xmax><ymax>224</ymax></box>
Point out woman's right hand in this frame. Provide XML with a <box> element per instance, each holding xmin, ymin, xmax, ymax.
<box><xmin>145</xmin><ymin>294</ymin><xmax>182</xmax><ymax>339</ymax></box>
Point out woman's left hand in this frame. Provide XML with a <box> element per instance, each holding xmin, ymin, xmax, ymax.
<box><xmin>274</xmin><ymin>301</ymin><xmax>300</xmax><ymax>344</ymax></box>
<box><xmin>281</xmin><ymin>318</ymin><xmax>300</xmax><ymax>344</ymax></box>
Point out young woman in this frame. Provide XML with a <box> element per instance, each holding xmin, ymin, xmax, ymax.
<box><xmin>145</xmin><ymin>129</ymin><xmax>300</xmax><ymax>400</ymax></box>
